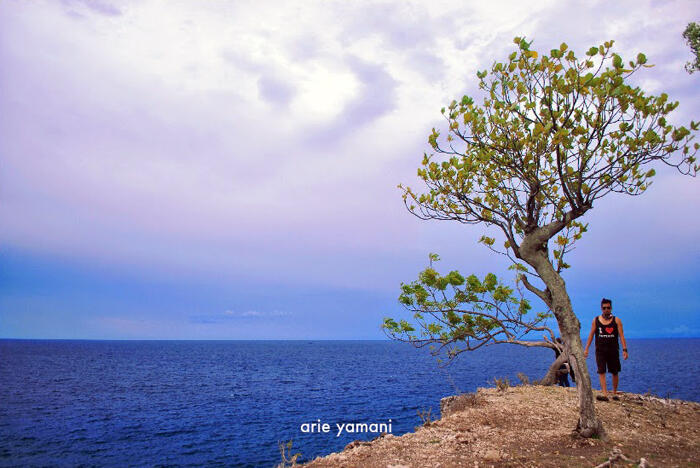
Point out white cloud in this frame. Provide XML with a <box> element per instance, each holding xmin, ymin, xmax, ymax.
<box><xmin>223</xmin><ymin>310</ymin><xmax>289</xmax><ymax>317</ymax></box>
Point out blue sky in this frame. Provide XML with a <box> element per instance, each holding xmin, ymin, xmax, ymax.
<box><xmin>1</xmin><ymin>0</ymin><xmax>699</xmax><ymax>339</ymax></box>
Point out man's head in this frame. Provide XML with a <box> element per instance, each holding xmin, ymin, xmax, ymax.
<box><xmin>601</xmin><ymin>298</ymin><xmax>613</xmax><ymax>318</ymax></box>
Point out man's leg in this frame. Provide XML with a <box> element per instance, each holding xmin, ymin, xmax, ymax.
<box><xmin>608</xmin><ymin>348</ymin><xmax>621</xmax><ymax>396</ymax></box>
<box><xmin>598</xmin><ymin>373</ymin><xmax>607</xmax><ymax>396</ymax></box>
<box><xmin>595</xmin><ymin>351</ymin><xmax>610</xmax><ymax>400</ymax></box>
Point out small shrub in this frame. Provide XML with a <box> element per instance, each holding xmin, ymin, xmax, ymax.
<box><xmin>516</xmin><ymin>372</ymin><xmax>530</xmax><ymax>385</ymax></box>
<box><xmin>276</xmin><ymin>440</ymin><xmax>301</xmax><ymax>468</ymax></box>
<box><xmin>493</xmin><ymin>376</ymin><xmax>510</xmax><ymax>392</ymax></box>
<box><xmin>417</xmin><ymin>407</ymin><xmax>433</xmax><ymax>427</ymax></box>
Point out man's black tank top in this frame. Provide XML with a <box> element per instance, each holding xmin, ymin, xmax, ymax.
<box><xmin>594</xmin><ymin>315</ymin><xmax>619</xmax><ymax>350</ymax></box>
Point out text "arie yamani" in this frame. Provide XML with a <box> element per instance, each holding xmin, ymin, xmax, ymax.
<box><xmin>300</xmin><ymin>419</ymin><xmax>393</xmax><ymax>437</ymax></box>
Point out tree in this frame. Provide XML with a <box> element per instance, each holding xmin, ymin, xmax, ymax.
<box><xmin>683</xmin><ymin>22</ymin><xmax>700</xmax><ymax>73</ymax></box>
<box><xmin>384</xmin><ymin>37</ymin><xmax>698</xmax><ymax>438</ymax></box>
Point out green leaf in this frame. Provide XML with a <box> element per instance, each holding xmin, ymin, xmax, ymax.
<box><xmin>613</xmin><ymin>54</ymin><xmax>623</xmax><ymax>68</ymax></box>
<box><xmin>478</xmin><ymin>235</ymin><xmax>495</xmax><ymax>246</ymax></box>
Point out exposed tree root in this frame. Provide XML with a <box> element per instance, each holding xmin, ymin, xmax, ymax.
<box><xmin>593</xmin><ymin>447</ymin><xmax>650</xmax><ymax>468</ymax></box>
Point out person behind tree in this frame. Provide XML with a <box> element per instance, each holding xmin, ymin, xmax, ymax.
<box><xmin>554</xmin><ymin>337</ymin><xmax>575</xmax><ymax>387</ymax></box>
<box><xmin>584</xmin><ymin>298</ymin><xmax>629</xmax><ymax>401</ymax></box>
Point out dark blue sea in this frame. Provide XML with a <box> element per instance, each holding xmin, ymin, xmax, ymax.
<box><xmin>1</xmin><ymin>339</ymin><xmax>698</xmax><ymax>467</ymax></box>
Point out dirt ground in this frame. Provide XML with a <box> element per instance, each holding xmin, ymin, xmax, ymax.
<box><xmin>303</xmin><ymin>385</ymin><xmax>699</xmax><ymax>467</ymax></box>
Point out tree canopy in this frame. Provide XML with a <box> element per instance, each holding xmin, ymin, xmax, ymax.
<box><xmin>400</xmin><ymin>38</ymin><xmax>697</xmax><ymax>280</ymax></box>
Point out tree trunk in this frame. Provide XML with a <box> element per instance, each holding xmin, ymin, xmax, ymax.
<box><xmin>520</xmin><ymin>245</ymin><xmax>605</xmax><ymax>438</ymax></box>
<box><xmin>558</xmin><ymin>309</ymin><xmax>603</xmax><ymax>438</ymax></box>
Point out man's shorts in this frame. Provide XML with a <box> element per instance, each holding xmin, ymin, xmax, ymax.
<box><xmin>596</xmin><ymin>347</ymin><xmax>621</xmax><ymax>374</ymax></box>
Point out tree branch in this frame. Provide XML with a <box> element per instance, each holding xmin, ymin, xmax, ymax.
<box><xmin>520</xmin><ymin>274</ymin><xmax>552</xmax><ymax>307</ymax></box>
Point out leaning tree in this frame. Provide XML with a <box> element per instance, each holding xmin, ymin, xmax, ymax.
<box><xmin>384</xmin><ymin>38</ymin><xmax>697</xmax><ymax>437</ymax></box>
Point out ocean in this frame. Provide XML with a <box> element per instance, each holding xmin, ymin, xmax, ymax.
<box><xmin>1</xmin><ymin>339</ymin><xmax>698</xmax><ymax>467</ymax></box>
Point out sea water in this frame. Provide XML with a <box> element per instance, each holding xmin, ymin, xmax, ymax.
<box><xmin>1</xmin><ymin>339</ymin><xmax>698</xmax><ymax>467</ymax></box>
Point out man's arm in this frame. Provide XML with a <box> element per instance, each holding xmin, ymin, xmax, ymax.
<box><xmin>584</xmin><ymin>318</ymin><xmax>596</xmax><ymax>358</ymax></box>
<box><xmin>617</xmin><ymin>317</ymin><xmax>628</xmax><ymax>360</ymax></box>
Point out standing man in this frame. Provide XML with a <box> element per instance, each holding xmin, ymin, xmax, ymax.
<box><xmin>584</xmin><ymin>298</ymin><xmax>628</xmax><ymax>401</ymax></box>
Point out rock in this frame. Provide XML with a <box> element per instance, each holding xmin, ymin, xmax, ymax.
<box><xmin>440</xmin><ymin>393</ymin><xmax>479</xmax><ymax>417</ymax></box>
<box><xmin>344</xmin><ymin>440</ymin><xmax>372</xmax><ymax>450</ymax></box>
<box><xmin>483</xmin><ymin>449</ymin><xmax>501</xmax><ymax>461</ymax></box>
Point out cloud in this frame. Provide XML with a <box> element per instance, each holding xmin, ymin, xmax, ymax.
<box><xmin>344</xmin><ymin>56</ymin><xmax>398</xmax><ymax>123</ymax></box>
<box><xmin>0</xmin><ymin>0</ymin><xmax>698</xmax><ymax>297</ymax></box>
<box><xmin>406</xmin><ymin>49</ymin><xmax>446</xmax><ymax>82</ymax></box>
<box><xmin>220</xmin><ymin>48</ymin><xmax>264</xmax><ymax>74</ymax></box>
<box><xmin>257</xmin><ymin>73</ymin><xmax>296</xmax><ymax>106</ymax></box>
<box><xmin>189</xmin><ymin>310</ymin><xmax>291</xmax><ymax>324</ymax></box>
<box><xmin>339</xmin><ymin>2</ymin><xmax>440</xmax><ymax>51</ymax></box>
<box><xmin>223</xmin><ymin>309</ymin><xmax>290</xmax><ymax>317</ymax></box>
<box><xmin>61</xmin><ymin>0</ymin><xmax>122</xmax><ymax>17</ymax></box>
<box><xmin>287</xmin><ymin>34</ymin><xmax>321</xmax><ymax>62</ymax></box>
<box><xmin>305</xmin><ymin>55</ymin><xmax>398</xmax><ymax>145</ymax></box>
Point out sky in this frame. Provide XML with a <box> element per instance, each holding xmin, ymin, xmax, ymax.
<box><xmin>1</xmin><ymin>0</ymin><xmax>699</xmax><ymax>339</ymax></box>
